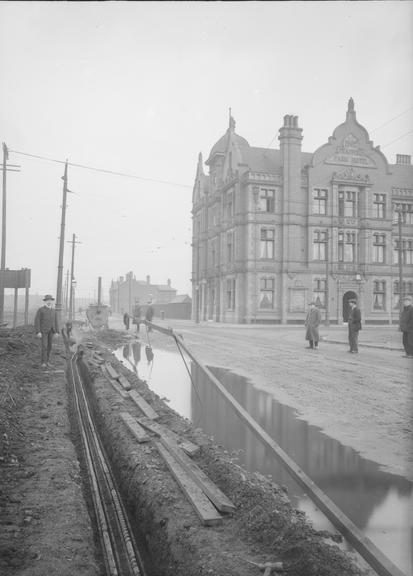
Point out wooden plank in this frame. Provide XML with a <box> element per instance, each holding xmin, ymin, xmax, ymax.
<box><xmin>105</xmin><ymin>362</ymin><xmax>119</xmax><ymax>379</ymax></box>
<box><xmin>117</xmin><ymin>373</ymin><xmax>132</xmax><ymax>391</ymax></box>
<box><xmin>120</xmin><ymin>412</ymin><xmax>150</xmax><ymax>443</ymax></box>
<box><xmin>137</xmin><ymin>417</ymin><xmax>199</xmax><ymax>456</ymax></box>
<box><xmin>128</xmin><ymin>390</ymin><xmax>159</xmax><ymax>420</ymax></box>
<box><xmin>171</xmin><ymin>333</ymin><xmax>406</xmax><ymax>576</ymax></box>
<box><xmin>154</xmin><ymin>441</ymin><xmax>222</xmax><ymax>526</ymax></box>
<box><xmin>100</xmin><ymin>368</ymin><xmax>128</xmax><ymax>398</ymax></box>
<box><xmin>108</xmin><ymin>378</ymin><xmax>128</xmax><ymax>399</ymax></box>
<box><xmin>137</xmin><ymin>417</ymin><xmax>234</xmax><ymax>513</ymax></box>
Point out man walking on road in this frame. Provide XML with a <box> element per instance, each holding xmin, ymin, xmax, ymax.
<box><xmin>305</xmin><ymin>301</ymin><xmax>321</xmax><ymax>349</ymax></box>
<box><xmin>34</xmin><ymin>294</ymin><xmax>59</xmax><ymax>368</ymax></box>
<box><xmin>400</xmin><ymin>296</ymin><xmax>413</xmax><ymax>357</ymax></box>
<box><xmin>347</xmin><ymin>299</ymin><xmax>361</xmax><ymax>354</ymax></box>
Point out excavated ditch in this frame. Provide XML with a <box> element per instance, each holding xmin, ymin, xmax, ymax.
<box><xmin>75</xmin><ymin>330</ymin><xmax>367</xmax><ymax>576</ymax></box>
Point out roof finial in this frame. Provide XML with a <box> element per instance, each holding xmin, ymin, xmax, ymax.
<box><xmin>229</xmin><ymin>107</ymin><xmax>235</xmax><ymax>131</ymax></box>
<box><xmin>348</xmin><ymin>97</ymin><xmax>355</xmax><ymax>112</ymax></box>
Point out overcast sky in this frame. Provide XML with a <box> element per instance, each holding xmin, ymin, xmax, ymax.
<box><xmin>0</xmin><ymin>1</ymin><xmax>412</xmax><ymax>301</ymax></box>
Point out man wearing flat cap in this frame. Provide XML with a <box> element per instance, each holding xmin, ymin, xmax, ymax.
<box><xmin>347</xmin><ymin>299</ymin><xmax>361</xmax><ymax>353</ymax></box>
<box><xmin>34</xmin><ymin>294</ymin><xmax>59</xmax><ymax>368</ymax></box>
<box><xmin>305</xmin><ymin>301</ymin><xmax>321</xmax><ymax>349</ymax></box>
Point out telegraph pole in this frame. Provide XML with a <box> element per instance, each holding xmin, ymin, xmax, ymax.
<box><xmin>0</xmin><ymin>143</ymin><xmax>21</xmax><ymax>323</ymax></box>
<box><xmin>397</xmin><ymin>210</ymin><xmax>404</xmax><ymax>312</ymax></box>
<box><xmin>68</xmin><ymin>234</ymin><xmax>81</xmax><ymax>321</ymax></box>
<box><xmin>64</xmin><ymin>269</ymin><xmax>70</xmax><ymax>317</ymax></box>
<box><xmin>55</xmin><ymin>161</ymin><xmax>69</xmax><ymax>328</ymax></box>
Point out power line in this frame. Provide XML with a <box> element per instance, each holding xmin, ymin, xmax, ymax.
<box><xmin>9</xmin><ymin>148</ymin><xmax>192</xmax><ymax>189</ymax></box>
<box><xmin>371</xmin><ymin>106</ymin><xmax>413</xmax><ymax>133</ymax></box>
<box><xmin>380</xmin><ymin>129</ymin><xmax>413</xmax><ymax>149</ymax></box>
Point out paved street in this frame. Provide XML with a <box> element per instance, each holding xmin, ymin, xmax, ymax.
<box><xmin>112</xmin><ymin>316</ymin><xmax>412</xmax><ymax>482</ymax></box>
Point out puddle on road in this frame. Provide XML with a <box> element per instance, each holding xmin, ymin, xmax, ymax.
<box><xmin>115</xmin><ymin>341</ymin><xmax>412</xmax><ymax>576</ymax></box>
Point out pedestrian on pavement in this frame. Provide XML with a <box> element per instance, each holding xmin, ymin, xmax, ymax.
<box><xmin>123</xmin><ymin>311</ymin><xmax>130</xmax><ymax>330</ymax></box>
<box><xmin>347</xmin><ymin>299</ymin><xmax>362</xmax><ymax>353</ymax></box>
<box><xmin>34</xmin><ymin>294</ymin><xmax>59</xmax><ymax>368</ymax></box>
<box><xmin>399</xmin><ymin>295</ymin><xmax>413</xmax><ymax>358</ymax></box>
<box><xmin>145</xmin><ymin>301</ymin><xmax>154</xmax><ymax>332</ymax></box>
<box><xmin>305</xmin><ymin>301</ymin><xmax>321</xmax><ymax>349</ymax></box>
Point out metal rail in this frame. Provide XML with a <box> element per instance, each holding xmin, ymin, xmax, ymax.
<box><xmin>144</xmin><ymin>320</ymin><xmax>407</xmax><ymax>576</ymax></box>
<box><xmin>66</xmin><ymin>346</ymin><xmax>146</xmax><ymax>576</ymax></box>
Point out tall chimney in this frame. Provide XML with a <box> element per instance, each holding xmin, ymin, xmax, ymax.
<box><xmin>146</xmin><ymin>275</ymin><xmax>151</xmax><ymax>285</ymax></box>
<box><xmin>97</xmin><ymin>277</ymin><xmax>102</xmax><ymax>305</ymax></box>
<box><xmin>167</xmin><ymin>278</ymin><xmax>171</xmax><ymax>287</ymax></box>
<box><xmin>278</xmin><ymin>114</ymin><xmax>304</xmax><ymax>324</ymax></box>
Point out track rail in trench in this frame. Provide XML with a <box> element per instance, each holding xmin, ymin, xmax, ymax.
<box><xmin>67</xmin><ymin>350</ymin><xmax>147</xmax><ymax>576</ymax></box>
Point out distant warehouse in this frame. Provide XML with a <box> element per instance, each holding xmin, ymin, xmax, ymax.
<box><xmin>192</xmin><ymin>99</ymin><xmax>413</xmax><ymax>324</ymax></box>
<box><xmin>109</xmin><ymin>273</ymin><xmax>191</xmax><ymax>319</ymax></box>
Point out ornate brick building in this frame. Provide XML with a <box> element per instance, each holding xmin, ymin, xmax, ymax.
<box><xmin>192</xmin><ymin>99</ymin><xmax>413</xmax><ymax>324</ymax></box>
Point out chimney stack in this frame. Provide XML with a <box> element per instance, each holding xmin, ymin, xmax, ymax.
<box><xmin>167</xmin><ymin>278</ymin><xmax>171</xmax><ymax>288</ymax></box>
<box><xmin>146</xmin><ymin>275</ymin><xmax>151</xmax><ymax>285</ymax></box>
<box><xmin>396</xmin><ymin>154</ymin><xmax>411</xmax><ymax>165</ymax></box>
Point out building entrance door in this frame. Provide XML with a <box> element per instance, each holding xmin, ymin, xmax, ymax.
<box><xmin>343</xmin><ymin>290</ymin><xmax>357</xmax><ymax>322</ymax></box>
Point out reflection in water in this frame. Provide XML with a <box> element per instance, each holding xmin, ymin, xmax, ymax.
<box><xmin>192</xmin><ymin>365</ymin><xmax>412</xmax><ymax>576</ymax></box>
<box><xmin>114</xmin><ymin>344</ymin><xmax>412</xmax><ymax>575</ymax></box>
<box><xmin>115</xmin><ymin>342</ymin><xmax>191</xmax><ymax>418</ymax></box>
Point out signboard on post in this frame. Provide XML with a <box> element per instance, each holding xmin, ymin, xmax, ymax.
<box><xmin>0</xmin><ymin>268</ymin><xmax>31</xmax><ymax>289</ymax></box>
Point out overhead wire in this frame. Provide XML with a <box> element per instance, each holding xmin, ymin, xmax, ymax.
<box><xmin>8</xmin><ymin>148</ymin><xmax>192</xmax><ymax>189</ymax></box>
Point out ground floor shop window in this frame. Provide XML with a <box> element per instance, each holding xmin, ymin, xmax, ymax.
<box><xmin>373</xmin><ymin>280</ymin><xmax>386</xmax><ymax>310</ymax></box>
<box><xmin>259</xmin><ymin>277</ymin><xmax>274</xmax><ymax>309</ymax></box>
<box><xmin>226</xmin><ymin>278</ymin><xmax>235</xmax><ymax>310</ymax></box>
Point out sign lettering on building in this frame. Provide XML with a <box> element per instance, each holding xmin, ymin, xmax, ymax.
<box><xmin>325</xmin><ymin>133</ymin><xmax>376</xmax><ymax>168</ymax></box>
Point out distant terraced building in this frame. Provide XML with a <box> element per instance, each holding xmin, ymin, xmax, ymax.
<box><xmin>192</xmin><ymin>99</ymin><xmax>413</xmax><ymax>324</ymax></box>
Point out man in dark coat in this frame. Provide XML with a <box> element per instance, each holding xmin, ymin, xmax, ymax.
<box><xmin>34</xmin><ymin>294</ymin><xmax>59</xmax><ymax>368</ymax></box>
<box><xmin>305</xmin><ymin>301</ymin><xmax>321</xmax><ymax>349</ymax></box>
<box><xmin>347</xmin><ymin>299</ymin><xmax>361</xmax><ymax>353</ymax></box>
<box><xmin>399</xmin><ymin>296</ymin><xmax>413</xmax><ymax>358</ymax></box>
<box><xmin>123</xmin><ymin>312</ymin><xmax>130</xmax><ymax>330</ymax></box>
<box><xmin>145</xmin><ymin>301</ymin><xmax>154</xmax><ymax>332</ymax></box>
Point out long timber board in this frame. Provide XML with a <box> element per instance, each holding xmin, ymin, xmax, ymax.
<box><xmin>154</xmin><ymin>441</ymin><xmax>222</xmax><ymax>526</ymax></box>
<box><xmin>129</xmin><ymin>390</ymin><xmax>159</xmax><ymax>420</ymax></box>
<box><xmin>137</xmin><ymin>417</ymin><xmax>199</xmax><ymax>456</ymax></box>
<box><xmin>120</xmin><ymin>412</ymin><xmax>150</xmax><ymax>443</ymax></box>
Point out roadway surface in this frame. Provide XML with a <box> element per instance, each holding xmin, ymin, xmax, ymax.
<box><xmin>116</xmin><ymin>317</ymin><xmax>412</xmax><ymax>482</ymax></box>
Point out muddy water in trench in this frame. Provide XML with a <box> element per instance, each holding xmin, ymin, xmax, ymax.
<box><xmin>115</xmin><ymin>341</ymin><xmax>412</xmax><ymax>576</ymax></box>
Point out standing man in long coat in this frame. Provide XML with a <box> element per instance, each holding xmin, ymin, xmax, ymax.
<box><xmin>348</xmin><ymin>299</ymin><xmax>362</xmax><ymax>354</ymax></box>
<box><xmin>305</xmin><ymin>301</ymin><xmax>321</xmax><ymax>349</ymax></box>
<box><xmin>34</xmin><ymin>294</ymin><xmax>59</xmax><ymax>368</ymax></box>
<box><xmin>400</xmin><ymin>295</ymin><xmax>413</xmax><ymax>358</ymax></box>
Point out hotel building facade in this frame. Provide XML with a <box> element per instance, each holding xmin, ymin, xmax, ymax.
<box><xmin>191</xmin><ymin>100</ymin><xmax>413</xmax><ymax>324</ymax></box>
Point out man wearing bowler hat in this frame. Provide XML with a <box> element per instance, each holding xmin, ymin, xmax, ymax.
<box><xmin>347</xmin><ymin>298</ymin><xmax>361</xmax><ymax>354</ymax></box>
<box><xmin>34</xmin><ymin>294</ymin><xmax>59</xmax><ymax>368</ymax></box>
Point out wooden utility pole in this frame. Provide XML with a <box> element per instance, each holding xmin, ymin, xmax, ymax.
<box><xmin>68</xmin><ymin>234</ymin><xmax>81</xmax><ymax>321</ymax></box>
<box><xmin>64</xmin><ymin>269</ymin><xmax>70</xmax><ymax>317</ymax></box>
<box><xmin>0</xmin><ymin>143</ymin><xmax>21</xmax><ymax>323</ymax></box>
<box><xmin>55</xmin><ymin>161</ymin><xmax>69</xmax><ymax>328</ymax></box>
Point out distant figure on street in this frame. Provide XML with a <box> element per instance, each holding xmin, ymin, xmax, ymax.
<box><xmin>347</xmin><ymin>299</ymin><xmax>361</xmax><ymax>353</ymax></box>
<box><xmin>145</xmin><ymin>301</ymin><xmax>154</xmax><ymax>332</ymax></box>
<box><xmin>399</xmin><ymin>295</ymin><xmax>413</xmax><ymax>358</ymax></box>
<box><xmin>132</xmin><ymin>299</ymin><xmax>142</xmax><ymax>333</ymax></box>
<box><xmin>34</xmin><ymin>294</ymin><xmax>59</xmax><ymax>368</ymax></box>
<box><xmin>305</xmin><ymin>301</ymin><xmax>321</xmax><ymax>349</ymax></box>
<box><xmin>123</xmin><ymin>311</ymin><xmax>130</xmax><ymax>330</ymax></box>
